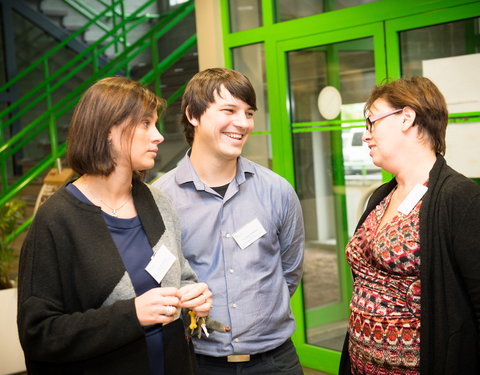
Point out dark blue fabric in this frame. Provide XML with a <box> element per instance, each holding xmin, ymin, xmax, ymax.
<box><xmin>66</xmin><ymin>182</ymin><xmax>164</xmax><ymax>375</ymax></box>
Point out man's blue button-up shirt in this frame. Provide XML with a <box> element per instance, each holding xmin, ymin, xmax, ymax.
<box><xmin>153</xmin><ymin>154</ymin><xmax>304</xmax><ymax>356</ymax></box>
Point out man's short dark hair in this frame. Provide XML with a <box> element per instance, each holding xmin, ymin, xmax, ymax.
<box><xmin>181</xmin><ymin>68</ymin><xmax>257</xmax><ymax>146</ymax></box>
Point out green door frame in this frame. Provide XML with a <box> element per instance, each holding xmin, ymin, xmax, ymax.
<box><xmin>219</xmin><ymin>1</ymin><xmax>479</xmax><ymax>373</ymax></box>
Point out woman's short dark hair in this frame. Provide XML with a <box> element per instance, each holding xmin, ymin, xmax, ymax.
<box><xmin>181</xmin><ymin>68</ymin><xmax>257</xmax><ymax>146</ymax></box>
<box><xmin>67</xmin><ymin>76</ymin><xmax>165</xmax><ymax>177</ymax></box>
<box><xmin>365</xmin><ymin>76</ymin><xmax>448</xmax><ymax>154</ymax></box>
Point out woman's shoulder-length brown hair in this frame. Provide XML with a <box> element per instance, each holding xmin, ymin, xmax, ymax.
<box><xmin>67</xmin><ymin>76</ymin><xmax>165</xmax><ymax>178</ymax></box>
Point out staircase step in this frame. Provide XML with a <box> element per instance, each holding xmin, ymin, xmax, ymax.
<box><xmin>41</xmin><ymin>9</ymin><xmax>68</xmax><ymax>17</ymax></box>
<box><xmin>25</xmin><ymin>0</ymin><xmax>42</xmax><ymax>10</ymax></box>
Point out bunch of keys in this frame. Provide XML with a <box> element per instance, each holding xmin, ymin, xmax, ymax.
<box><xmin>188</xmin><ymin>310</ymin><xmax>209</xmax><ymax>338</ymax></box>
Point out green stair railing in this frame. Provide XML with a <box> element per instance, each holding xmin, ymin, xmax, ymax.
<box><xmin>0</xmin><ymin>0</ymin><xmax>196</xmax><ymax>244</ymax></box>
<box><xmin>63</xmin><ymin>0</ymin><xmax>170</xmax><ymax>61</ymax></box>
<box><xmin>64</xmin><ymin>0</ymin><xmax>129</xmax><ymax>55</ymax></box>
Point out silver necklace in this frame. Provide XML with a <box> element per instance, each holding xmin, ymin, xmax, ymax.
<box><xmin>86</xmin><ymin>184</ymin><xmax>132</xmax><ymax>217</ymax></box>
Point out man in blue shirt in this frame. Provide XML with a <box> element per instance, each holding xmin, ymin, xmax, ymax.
<box><xmin>153</xmin><ymin>67</ymin><xmax>304</xmax><ymax>375</ymax></box>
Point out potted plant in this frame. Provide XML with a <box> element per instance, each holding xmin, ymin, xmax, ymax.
<box><xmin>0</xmin><ymin>198</ymin><xmax>25</xmax><ymax>289</ymax></box>
<box><xmin>0</xmin><ymin>198</ymin><xmax>27</xmax><ymax>375</ymax></box>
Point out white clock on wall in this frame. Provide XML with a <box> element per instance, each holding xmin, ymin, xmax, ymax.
<box><xmin>317</xmin><ymin>85</ymin><xmax>342</xmax><ymax>120</ymax></box>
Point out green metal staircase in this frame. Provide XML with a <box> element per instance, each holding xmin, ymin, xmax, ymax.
<box><xmin>0</xmin><ymin>0</ymin><xmax>197</xmax><ymax>244</ymax></box>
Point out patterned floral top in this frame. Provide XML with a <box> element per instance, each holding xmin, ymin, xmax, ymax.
<box><xmin>346</xmin><ymin>188</ymin><xmax>422</xmax><ymax>375</ymax></box>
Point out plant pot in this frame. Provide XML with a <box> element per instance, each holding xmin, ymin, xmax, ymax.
<box><xmin>0</xmin><ymin>288</ymin><xmax>26</xmax><ymax>375</ymax></box>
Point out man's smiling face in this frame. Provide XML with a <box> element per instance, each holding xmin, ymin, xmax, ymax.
<box><xmin>189</xmin><ymin>85</ymin><xmax>255</xmax><ymax>162</ymax></box>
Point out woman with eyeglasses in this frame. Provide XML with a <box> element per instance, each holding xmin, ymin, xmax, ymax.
<box><xmin>339</xmin><ymin>76</ymin><xmax>480</xmax><ymax>375</ymax></box>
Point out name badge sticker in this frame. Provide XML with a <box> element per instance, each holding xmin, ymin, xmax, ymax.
<box><xmin>232</xmin><ymin>218</ymin><xmax>267</xmax><ymax>250</ymax></box>
<box><xmin>397</xmin><ymin>184</ymin><xmax>428</xmax><ymax>216</ymax></box>
<box><xmin>145</xmin><ymin>245</ymin><xmax>176</xmax><ymax>284</ymax></box>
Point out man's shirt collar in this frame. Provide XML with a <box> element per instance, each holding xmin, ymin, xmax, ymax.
<box><xmin>175</xmin><ymin>149</ymin><xmax>255</xmax><ymax>190</ymax></box>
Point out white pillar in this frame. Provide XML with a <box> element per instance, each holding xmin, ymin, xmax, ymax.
<box><xmin>194</xmin><ymin>0</ymin><xmax>225</xmax><ymax>70</ymax></box>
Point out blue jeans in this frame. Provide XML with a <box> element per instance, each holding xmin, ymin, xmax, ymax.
<box><xmin>196</xmin><ymin>338</ymin><xmax>303</xmax><ymax>375</ymax></box>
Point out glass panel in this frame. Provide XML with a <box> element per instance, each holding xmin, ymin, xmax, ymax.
<box><xmin>242</xmin><ymin>134</ymin><xmax>272</xmax><ymax>169</ymax></box>
<box><xmin>294</xmin><ymin>131</ymin><xmax>343</xmax><ymax>349</ymax></box>
<box><xmin>233</xmin><ymin>43</ymin><xmax>269</xmax><ymax>132</ymax></box>
<box><xmin>229</xmin><ymin>0</ymin><xmax>262</xmax><ymax>33</ymax></box>
<box><xmin>294</xmin><ymin>129</ymin><xmax>351</xmax><ymax>351</ymax></box>
<box><xmin>342</xmin><ymin>127</ymin><xmax>383</xmax><ymax>235</ymax></box>
<box><xmin>445</xmin><ymin>122</ymin><xmax>480</xmax><ymax>178</ymax></box>
<box><xmin>288</xmin><ymin>38</ymin><xmax>376</xmax><ymax>123</ymax></box>
<box><xmin>275</xmin><ymin>0</ymin><xmax>379</xmax><ymax>23</ymax></box>
<box><xmin>151</xmin><ymin>133</ymin><xmax>189</xmax><ymax>180</ymax></box>
<box><xmin>288</xmin><ymin>48</ymin><xmax>327</xmax><ymax>123</ymax></box>
<box><xmin>233</xmin><ymin>44</ymin><xmax>271</xmax><ymax>169</ymax></box>
<box><xmin>400</xmin><ymin>17</ymin><xmax>480</xmax><ymax>77</ymax></box>
<box><xmin>400</xmin><ymin>17</ymin><xmax>480</xmax><ymax>179</ymax></box>
<box><xmin>288</xmin><ymin>36</ymin><xmax>382</xmax><ymax>349</ymax></box>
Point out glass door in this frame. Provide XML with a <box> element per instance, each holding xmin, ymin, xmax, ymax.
<box><xmin>276</xmin><ymin>23</ymin><xmax>386</xmax><ymax>374</ymax></box>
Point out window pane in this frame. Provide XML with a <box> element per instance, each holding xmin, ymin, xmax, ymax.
<box><xmin>233</xmin><ymin>43</ymin><xmax>269</xmax><ymax>132</ymax></box>
<box><xmin>242</xmin><ymin>134</ymin><xmax>272</xmax><ymax>169</ymax></box>
<box><xmin>233</xmin><ymin>43</ymin><xmax>271</xmax><ymax>169</ymax></box>
<box><xmin>400</xmin><ymin>17</ymin><xmax>480</xmax><ymax>77</ymax></box>
<box><xmin>275</xmin><ymin>0</ymin><xmax>379</xmax><ymax>23</ymax></box>
<box><xmin>288</xmin><ymin>38</ymin><xmax>376</xmax><ymax>123</ymax></box>
<box><xmin>229</xmin><ymin>0</ymin><xmax>262</xmax><ymax>32</ymax></box>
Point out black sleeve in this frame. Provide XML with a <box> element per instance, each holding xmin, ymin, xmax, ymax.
<box><xmin>17</xmin><ymin>210</ymin><xmax>145</xmax><ymax>363</ymax></box>
<box><xmin>453</xmin><ymin>190</ymin><xmax>480</xmax><ymax>338</ymax></box>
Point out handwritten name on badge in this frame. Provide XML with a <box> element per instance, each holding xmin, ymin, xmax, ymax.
<box><xmin>145</xmin><ymin>245</ymin><xmax>176</xmax><ymax>283</ymax></box>
<box><xmin>232</xmin><ymin>218</ymin><xmax>267</xmax><ymax>249</ymax></box>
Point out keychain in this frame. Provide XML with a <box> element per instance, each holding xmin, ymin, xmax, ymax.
<box><xmin>188</xmin><ymin>310</ymin><xmax>209</xmax><ymax>338</ymax></box>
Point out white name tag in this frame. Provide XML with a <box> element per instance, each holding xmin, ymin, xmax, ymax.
<box><xmin>397</xmin><ymin>184</ymin><xmax>428</xmax><ymax>216</ymax></box>
<box><xmin>232</xmin><ymin>218</ymin><xmax>267</xmax><ymax>250</ymax></box>
<box><xmin>145</xmin><ymin>245</ymin><xmax>176</xmax><ymax>284</ymax></box>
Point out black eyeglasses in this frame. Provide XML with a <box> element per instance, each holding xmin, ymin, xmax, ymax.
<box><xmin>365</xmin><ymin>108</ymin><xmax>403</xmax><ymax>132</ymax></box>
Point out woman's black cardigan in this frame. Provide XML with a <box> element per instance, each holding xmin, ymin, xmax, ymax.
<box><xmin>339</xmin><ymin>154</ymin><xmax>480</xmax><ymax>374</ymax></box>
<box><xmin>17</xmin><ymin>181</ymin><xmax>198</xmax><ymax>374</ymax></box>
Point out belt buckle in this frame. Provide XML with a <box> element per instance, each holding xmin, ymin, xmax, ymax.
<box><xmin>227</xmin><ymin>354</ymin><xmax>250</xmax><ymax>362</ymax></box>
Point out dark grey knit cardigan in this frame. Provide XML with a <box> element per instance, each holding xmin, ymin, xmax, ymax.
<box><xmin>17</xmin><ymin>180</ymin><xmax>198</xmax><ymax>374</ymax></box>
